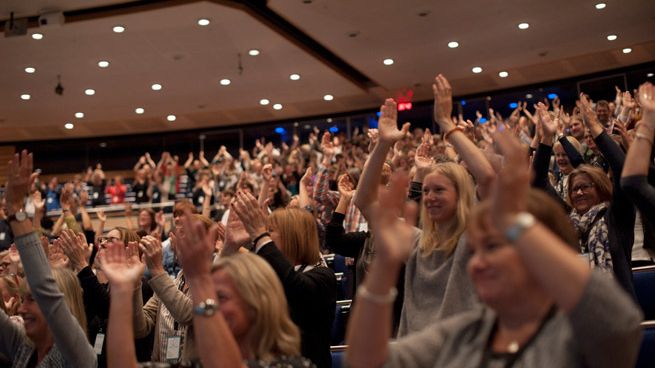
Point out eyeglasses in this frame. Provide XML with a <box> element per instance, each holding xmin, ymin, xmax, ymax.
<box><xmin>572</xmin><ymin>183</ymin><xmax>594</xmax><ymax>193</ymax></box>
<box><xmin>98</xmin><ymin>236</ymin><xmax>120</xmax><ymax>244</ymax></box>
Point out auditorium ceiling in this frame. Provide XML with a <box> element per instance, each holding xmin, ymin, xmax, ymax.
<box><xmin>1</xmin><ymin>0</ymin><xmax>654</xmax><ymax>142</ymax></box>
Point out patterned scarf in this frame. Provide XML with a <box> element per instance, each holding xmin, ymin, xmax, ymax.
<box><xmin>570</xmin><ymin>202</ymin><xmax>612</xmax><ymax>272</ymax></box>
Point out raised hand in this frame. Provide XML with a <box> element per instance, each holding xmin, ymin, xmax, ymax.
<box><xmin>33</xmin><ymin>190</ymin><xmax>45</xmax><ymax>212</ymax></box>
<box><xmin>378</xmin><ymin>99</ymin><xmax>410</xmax><ymax>144</ymax></box>
<box><xmin>59</xmin><ymin>229</ymin><xmax>92</xmax><ymax>272</ymax></box>
<box><xmin>138</xmin><ymin>235</ymin><xmax>165</xmax><ymax>276</ymax></box>
<box><xmin>97</xmin><ymin>209</ymin><xmax>107</xmax><ymax>222</ymax></box>
<box><xmin>576</xmin><ymin>93</ymin><xmax>601</xmax><ymax>131</ymax></box>
<box><xmin>6</xmin><ymin>150</ymin><xmax>36</xmax><ymax>215</ymax></box>
<box><xmin>490</xmin><ymin>131</ymin><xmax>530</xmax><ymax>232</ymax></box>
<box><xmin>367</xmin><ymin>128</ymin><xmax>379</xmax><ymax>152</ymax></box>
<box><xmin>231</xmin><ymin>190</ymin><xmax>268</xmax><ymax>239</ymax></box>
<box><xmin>321</xmin><ymin>131</ymin><xmax>336</xmax><ymax>158</ymax></box>
<box><xmin>432</xmin><ymin>74</ymin><xmax>455</xmax><ymax>131</ymax></box>
<box><xmin>536</xmin><ymin>102</ymin><xmax>557</xmax><ymax>138</ymax></box>
<box><xmin>100</xmin><ymin>241</ymin><xmax>145</xmax><ymax>290</ymax></box>
<box><xmin>175</xmin><ymin>209</ymin><xmax>218</xmax><ymax>279</ymax></box>
<box><xmin>622</xmin><ymin>91</ymin><xmax>636</xmax><ymax>110</ymax></box>
<box><xmin>368</xmin><ymin>172</ymin><xmax>418</xmax><ymax>265</ymax></box>
<box><xmin>414</xmin><ymin>129</ymin><xmax>435</xmax><ymax>173</ymax></box>
<box><xmin>223</xmin><ymin>210</ymin><xmax>251</xmax><ymax>254</ymax></box>
<box><xmin>300</xmin><ymin>166</ymin><xmax>314</xmax><ymax>193</ymax></box>
<box><xmin>337</xmin><ymin>173</ymin><xmax>355</xmax><ymax>199</ymax></box>
<box><xmin>262</xmin><ymin>163</ymin><xmax>273</xmax><ymax>182</ymax></box>
<box><xmin>639</xmin><ymin>82</ymin><xmax>655</xmax><ymax>114</ymax></box>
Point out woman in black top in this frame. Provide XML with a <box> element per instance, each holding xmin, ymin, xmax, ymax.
<box><xmin>232</xmin><ymin>191</ymin><xmax>336</xmax><ymax>368</ymax></box>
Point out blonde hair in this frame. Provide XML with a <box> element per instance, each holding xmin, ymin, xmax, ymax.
<box><xmin>267</xmin><ymin>208</ymin><xmax>321</xmax><ymax>265</ymax></box>
<box><xmin>113</xmin><ymin>226</ymin><xmax>141</xmax><ymax>243</ymax></box>
<box><xmin>419</xmin><ymin>162</ymin><xmax>476</xmax><ymax>255</ymax></box>
<box><xmin>19</xmin><ymin>267</ymin><xmax>88</xmax><ymax>336</ymax></box>
<box><xmin>553</xmin><ymin>136</ymin><xmax>583</xmax><ymax>154</ymax></box>
<box><xmin>212</xmin><ymin>253</ymin><xmax>300</xmax><ymax>361</ymax></box>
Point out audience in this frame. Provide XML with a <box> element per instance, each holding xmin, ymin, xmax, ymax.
<box><xmin>0</xmin><ymin>79</ymin><xmax>652</xmax><ymax>368</ymax></box>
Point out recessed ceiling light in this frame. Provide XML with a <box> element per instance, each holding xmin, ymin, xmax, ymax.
<box><xmin>606</xmin><ymin>34</ymin><xmax>617</xmax><ymax>41</ymax></box>
<box><xmin>289</xmin><ymin>73</ymin><xmax>301</xmax><ymax>81</ymax></box>
<box><xmin>248</xmin><ymin>49</ymin><xmax>260</xmax><ymax>56</ymax></box>
<box><xmin>64</xmin><ymin>122</ymin><xmax>74</xmax><ymax>130</ymax></box>
<box><xmin>648</xmin><ymin>73</ymin><xmax>654</xmax><ymax>78</ymax></box>
<box><xmin>24</xmin><ymin>67</ymin><xmax>36</xmax><ymax>74</ymax></box>
<box><xmin>84</xmin><ymin>89</ymin><xmax>96</xmax><ymax>96</ymax></box>
<box><xmin>220</xmin><ymin>79</ymin><xmax>231</xmax><ymax>86</ymax></box>
<box><xmin>259</xmin><ymin>98</ymin><xmax>270</xmax><ymax>105</ymax></box>
<box><xmin>273</xmin><ymin>103</ymin><xmax>283</xmax><ymax>110</ymax></box>
<box><xmin>113</xmin><ymin>25</ymin><xmax>125</xmax><ymax>33</ymax></box>
<box><xmin>98</xmin><ymin>60</ymin><xmax>110</xmax><ymax>68</ymax></box>
<box><xmin>323</xmin><ymin>94</ymin><xmax>334</xmax><ymax>101</ymax></box>
<box><xmin>135</xmin><ymin>107</ymin><xmax>145</xmax><ymax>114</ymax></box>
<box><xmin>447</xmin><ymin>41</ymin><xmax>459</xmax><ymax>48</ymax></box>
<box><xmin>595</xmin><ymin>3</ymin><xmax>606</xmax><ymax>9</ymax></box>
<box><xmin>622</xmin><ymin>48</ymin><xmax>632</xmax><ymax>54</ymax></box>
<box><xmin>20</xmin><ymin>94</ymin><xmax>31</xmax><ymax>100</ymax></box>
<box><xmin>75</xmin><ymin>112</ymin><xmax>84</xmax><ymax>118</ymax></box>
<box><xmin>518</xmin><ymin>23</ymin><xmax>529</xmax><ymax>30</ymax></box>
<box><xmin>31</xmin><ymin>33</ymin><xmax>43</xmax><ymax>40</ymax></box>
<box><xmin>383</xmin><ymin>58</ymin><xmax>394</xmax><ymax>66</ymax></box>
<box><xmin>167</xmin><ymin>114</ymin><xmax>176</xmax><ymax>122</ymax></box>
<box><xmin>197</xmin><ymin>18</ymin><xmax>210</xmax><ymax>26</ymax></box>
<box><xmin>472</xmin><ymin>66</ymin><xmax>483</xmax><ymax>74</ymax></box>
<box><xmin>151</xmin><ymin>83</ymin><xmax>162</xmax><ymax>91</ymax></box>
<box><xmin>498</xmin><ymin>71</ymin><xmax>509</xmax><ymax>78</ymax></box>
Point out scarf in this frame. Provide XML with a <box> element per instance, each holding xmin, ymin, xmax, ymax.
<box><xmin>570</xmin><ymin>202</ymin><xmax>612</xmax><ymax>272</ymax></box>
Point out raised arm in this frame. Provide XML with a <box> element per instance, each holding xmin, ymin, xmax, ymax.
<box><xmin>433</xmin><ymin>74</ymin><xmax>495</xmax><ymax>199</ymax></box>
<box><xmin>353</xmin><ymin>99</ymin><xmax>409</xmax><ymax>218</ymax></box>
<box><xmin>175</xmin><ymin>211</ymin><xmax>244</xmax><ymax>368</ymax></box>
<box><xmin>101</xmin><ymin>242</ymin><xmax>145</xmax><ymax>368</ymax></box>
<box><xmin>6</xmin><ymin>150</ymin><xmax>96</xmax><ymax>368</ymax></box>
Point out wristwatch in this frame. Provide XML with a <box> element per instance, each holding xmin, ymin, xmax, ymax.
<box><xmin>7</xmin><ymin>209</ymin><xmax>28</xmax><ymax>223</ymax></box>
<box><xmin>504</xmin><ymin>212</ymin><xmax>535</xmax><ymax>244</ymax></box>
<box><xmin>193</xmin><ymin>298</ymin><xmax>218</xmax><ymax>317</ymax></box>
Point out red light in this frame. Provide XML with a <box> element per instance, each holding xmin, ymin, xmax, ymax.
<box><xmin>398</xmin><ymin>102</ymin><xmax>412</xmax><ymax>111</ymax></box>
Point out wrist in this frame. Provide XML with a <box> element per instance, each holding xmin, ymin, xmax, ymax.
<box><xmin>150</xmin><ymin>266</ymin><xmax>166</xmax><ymax>277</ymax></box>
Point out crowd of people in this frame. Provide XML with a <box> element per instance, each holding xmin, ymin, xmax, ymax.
<box><xmin>0</xmin><ymin>74</ymin><xmax>653</xmax><ymax>368</ymax></box>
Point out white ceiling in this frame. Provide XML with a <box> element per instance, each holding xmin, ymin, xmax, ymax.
<box><xmin>1</xmin><ymin>0</ymin><xmax>654</xmax><ymax>142</ymax></box>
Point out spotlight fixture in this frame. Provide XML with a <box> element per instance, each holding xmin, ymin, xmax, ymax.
<box><xmin>20</xmin><ymin>94</ymin><xmax>31</xmax><ymax>100</ymax></box>
<box><xmin>323</xmin><ymin>94</ymin><xmax>334</xmax><ymax>101</ymax></box>
<box><xmin>135</xmin><ymin>107</ymin><xmax>145</xmax><ymax>114</ymax></box>
<box><xmin>113</xmin><ymin>25</ymin><xmax>125</xmax><ymax>33</ymax></box>
<box><xmin>25</xmin><ymin>67</ymin><xmax>36</xmax><ymax>73</ymax></box>
<box><xmin>518</xmin><ymin>23</ymin><xmax>529</xmax><ymax>30</ymax></box>
<box><xmin>75</xmin><ymin>112</ymin><xmax>84</xmax><ymax>118</ymax></box>
<box><xmin>167</xmin><ymin>114</ymin><xmax>176</xmax><ymax>122</ymax></box>
<box><xmin>498</xmin><ymin>71</ymin><xmax>509</xmax><ymax>78</ymax></box>
<box><xmin>248</xmin><ymin>49</ymin><xmax>260</xmax><ymax>56</ymax></box>
<box><xmin>84</xmin><ymin>89</ymin><xmax>95</xmax><ymax>96</ymax></box>
<box><xmin>289</xmin><ymin>74</ymin><xmax>301</xmax><ymax>81</ymax></box>
<box><xmin>197</xmin><ymin>18</ymin><xmax>210</xmax><ymax>26</ymax></box>
<box><xmin>383</xmin><ymin>58</ymin><xmax>394</xmax><ymax>66</ymax></box>
<box><xmin>64</xmin><ymin>122</ymin><xmax>74</xmax><ymax>129</ymax></box>
<box><xmin>98</xmin><ymin>60</ymin><xmax>110</xmax><ymax>68</ymax></box>
<box><xmin>259</xmin><ymin>99</ymin><xmax>270</xmax><ymax>105</ymax></box>
<box><xmin>622</xmin><ymin>48</ymin><xmax>632</xmax><ymax>54</ymax></box>
<box><xmin>273</xmin><ymin>103</ymin><xmax>283</xmax><ymax>110</ymax></box>
<box><xmin>151</xmin><ymin>83</ymin><xmax>162</xmax><ymax>91</ymax></box>
<box><xmin>31</xmin><ymin>33</ymin><xmax>43</xmax><ymax>40</ymax></box>
<box><xmin>595</xmin><ymin>3</ymin><xmax>606</xmax><ymax>9</ymax></box>
<box><xmin>220</xmin><ymin>79</ymin><xmax>231</xmax><ymax>86</ymax></box>
<box><xmin>447</xmin><ymin>41</ymin><xmax>459</xmax><ymax>48</ymax></box>
<box><xmin>472</xmin><ymin>66</ymin><xmax>483</xmax><ymax>73</ymax></box>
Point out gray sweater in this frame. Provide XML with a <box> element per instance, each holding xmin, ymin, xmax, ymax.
<box><xmin>398</xmin><ymin>233</ymin><xmax>479</xmax><ymax>336</ymax></box>
<box><xmin>386</xmin><ymin>272</ymin><xmax>643</xmax><ymax>368</ymax></box>
<box><xmin>0</xmin><ymin>232</ymin><xmax>97</xmax><ymax>368</ymax></box>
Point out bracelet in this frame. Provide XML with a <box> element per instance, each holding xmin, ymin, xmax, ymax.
<box><xmin>357</xmin><ymin>284</ymin><xmax>397</xmax><ymax>304</ymax></box>
<box><xmin>635</xmin><ymin>132</ymin><xmax>654</xmax><ymax>145</ymax></box>
<box><xmin>252</xmin><ymin>231</ymin><xmax>271</xmax><ymax>246</ymax></box>
<box><xmin>443</xmin><ymin>127</ymin><xmax>463</xmax><ymax>141</ymax></box>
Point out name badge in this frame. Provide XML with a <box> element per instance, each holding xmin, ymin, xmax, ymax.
<box><xmin>198</xmin><ymin>196</ymin><xmax>204</xmax><ymax>204</ymax></box>
<box><xmin>138</xmin><ymin>190</ymin><xmax>144</xmax><ymax>198</ymax></box>
<box><xmin>93</xmin><ymin>333</ymin><xmax>105</xmax><ymax>355</ymax></box>
<box><xmin>0</xmin><ymin>233</ymin><xmax>5</xmax><ymax>241</ymax></box>
<box><xmin>93</xmin><ymin>192</ymin><xmax>99</xmax><ymax>199</ymax></box>
<box><xmin>47</xmin><ymin>197</ymin><xmax>53</xmax><ymax>203</ymax></box>
<box><xmin>166</xmin><ymin>336</ymin><xmax>181</xmax><ymax>360</ymax></box>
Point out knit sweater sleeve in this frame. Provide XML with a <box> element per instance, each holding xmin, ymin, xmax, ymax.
<box><xmin>148</xmin><ymin>273</ymin><xmax>193</xmax><ymax>325</ymax></box>
<box><xmin>16</xmin><ymin>232</ymin><xmax>97</xmax><ymax>367</ymax></box>
<box><xmin>568</xmin><ymin>272</ymin><xmax>643</xmax><ymax>368</ymax></box>
<box><xmin>0</xmin><ymin>309</ymin><xmax>28</xmax><ymax>359</ymax></box>
<box><xmin>558</xmin><ymin>136</ymin><xmax>584</xmax><ymax>168</ymax></box>
<box><xmin>621</xmin><ymin>175</ymin><xmax>655</xmax><ymax>221</ymax></box>
<box><xmin>325</xmin><ymin>212</ymin><xmax>368</xmax><ymax>257</ymax></box>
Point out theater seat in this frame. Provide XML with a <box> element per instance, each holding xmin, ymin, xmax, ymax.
<box><xmin>636</xmin><ymin>321</ymin><xmax>655</xmax><ymax>368</ymax></box>
<box><xmin>331</xmin><ymin>300</ymin><xmax>352</xmax><ymax>345</ymax></box>
<box><xmin>330</xmin><ymin>345</ymin><xmax>347</xmax><ymax>368</ymax></box>
<box><xmin>633</xmin><ymin>265</ymin><xmax>655</xmax><ymax>320</ymax></box>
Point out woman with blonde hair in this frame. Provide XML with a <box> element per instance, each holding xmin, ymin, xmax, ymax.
<box><xmin>352</xmin><ymin>74</ymin><xmax>495</xmax><ymax>338</ymax></box>
<box><xmin>232</xmin><ymin>198</ymin><xmax>336</xmax><ymax>368</ymax></box>
<box><xmin>102</xmin><ymin>212</ymin><xmax>312</xmax><ymax>368</ymax></box>
<box><xmin>0</xmin><ymin>150</ymin><xmax>96</xmax><ymax>367</ymax></box>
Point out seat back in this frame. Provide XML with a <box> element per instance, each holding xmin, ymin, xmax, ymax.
<box><xmin>331</xmin><ymin>300</ymin><xmax>352</xmax><ymax>345</ymax></box>
<box><xmin>633</xmin><ymin>265</ymin><xmax>655</xmax><ymax>320</ymax></box>
<box><xmin>330</xmin><ymin>345</ymin><xmax>347</xmax><ymax>368</ymax></box>
<box><xmin>636</xmin><ymin>321</ymin><xmax>655</xmax><ymax>368</ymax></box>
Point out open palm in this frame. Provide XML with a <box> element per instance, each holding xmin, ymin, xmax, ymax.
<box><xmin>100</xmin><ymin>243</ymin><xmax>144</xmax><ymax>286</ymax></box>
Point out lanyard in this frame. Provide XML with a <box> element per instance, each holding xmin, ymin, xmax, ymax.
<box><xmin>478</xmin><ymin>305</ymin><xmax>557</xmax><ymax>368</ymax></box>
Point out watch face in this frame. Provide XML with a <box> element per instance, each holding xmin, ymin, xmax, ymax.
<box><xmin>15</xmin><ymin>211</ymin><xmax>27</xmax><ymax>221</ymax></box>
